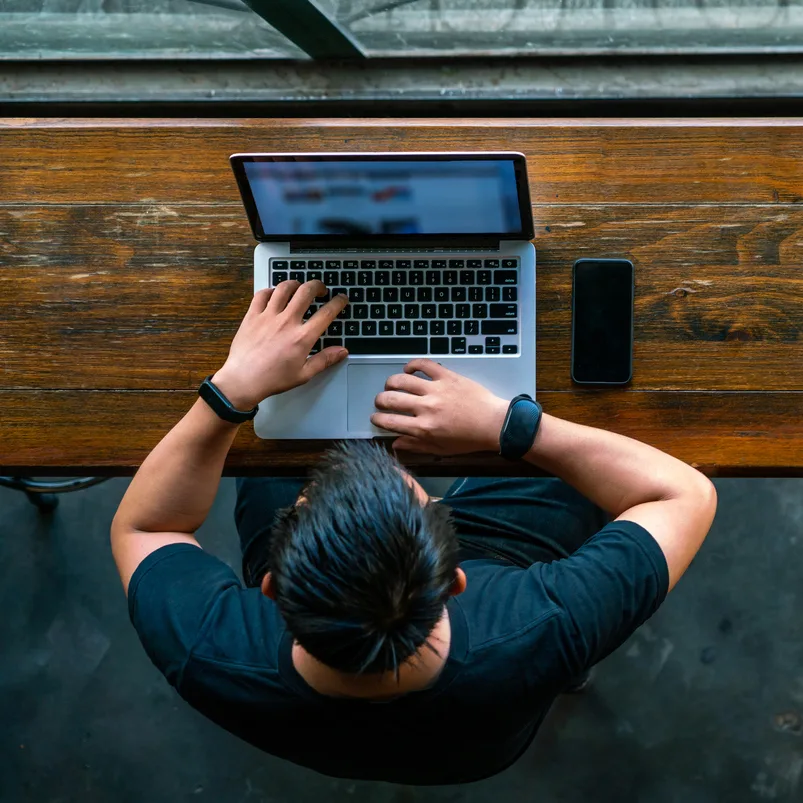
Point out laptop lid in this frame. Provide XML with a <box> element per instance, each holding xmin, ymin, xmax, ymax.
<box><xmin>230</xmin><ymin>152</ymin><xmax>534</xmax><ymax>249</ymax></box>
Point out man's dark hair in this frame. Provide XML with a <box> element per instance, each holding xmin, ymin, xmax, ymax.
<box><xmin>268</xmin><ymin>441</ymin><xmax>459</xmax><ymax>676</ymax></box>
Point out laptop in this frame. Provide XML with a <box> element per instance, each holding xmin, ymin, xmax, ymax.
<box><xmin>230</xmin><ymin>152</ymin><xmax>536</xmax><ymax>440</ymax></box>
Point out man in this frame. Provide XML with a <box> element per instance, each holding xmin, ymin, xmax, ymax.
<box><xmin>112</xmin><ymin>279</ymin><xmax>716</xmax><ymax>785</ymax></box>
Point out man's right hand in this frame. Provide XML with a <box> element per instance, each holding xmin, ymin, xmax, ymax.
<box><xmin>371</xmin><ymin>359</ymin><xmax>509</xmax><ymax>455</ymax></box>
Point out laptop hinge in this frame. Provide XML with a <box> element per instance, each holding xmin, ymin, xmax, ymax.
<box><xmin>288</xmin><ymin>237</ymin><xmax>501</xmax><ymax>253</ymax></box>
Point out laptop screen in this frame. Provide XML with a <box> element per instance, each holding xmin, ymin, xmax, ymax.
<box><xmin>231</xmin><ymin>153</ymin><xmax>533</xmax><ymax>243</ymax></box>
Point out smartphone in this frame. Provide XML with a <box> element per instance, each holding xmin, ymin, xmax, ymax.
<box><xmin>571</xmin><ymin>258</ymin><xmax>634</xmax><ymax>385</ymax></box>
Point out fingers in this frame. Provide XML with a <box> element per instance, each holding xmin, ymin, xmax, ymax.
<box><xmin>370</xmin><ymin>411</ymin><xmax>419</xmax><ymax>436</ymax></box>
<box><xmin>285</xmin><ymin>280</ymin><xmax>327</xmax><ymax>318</ymax></box>
<box><xmin>301</xmin><ymin>345</ymin><xmax>349</xmax><ymax>381</ymax></box>
<box><xmin>375</xmin><ymin>390</ymin><xmax>420</xmax><ymax>415</ymax></box>
<box><xmin>384</xmin><ymin>371</ymin><xmax>431</xmax><ymax>396</ymax></box>
<box><xmin>267</xmin><ymin>279</ymin><xmax>301</xmax><ymax>313</ymax></box>
<box><xmin>392</xmin><ymin>436</ymin><xmax>431</xmax><ymax>454</ymax></box>
<box><xmin>404</xmin><ymin>358</ymin><xmax>448</xmax><ymax>380</ymax></box>
<box><xmin>249</xmin><ymin>288</ymin><xmax>273</xmax><ymax>314</ymax></box>
<box><xmin>307</xmin><ymin>293</ymin><xmax>349</xmax><ymax>337</ymax></box>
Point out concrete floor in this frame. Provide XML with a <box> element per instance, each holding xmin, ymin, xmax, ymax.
<box><xmin>1</xmin><ymin>477</ymin><xmax>802</xmax><ymax>802</ymax></box>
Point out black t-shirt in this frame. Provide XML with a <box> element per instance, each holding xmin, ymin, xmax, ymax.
<box><xmin>129</xmin><ymin>520</ymin><xmax>668</xmax><ymax>785</ymax></box>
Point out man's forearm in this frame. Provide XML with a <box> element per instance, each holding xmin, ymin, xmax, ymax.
<box><xmin>523</xmin><ymin>412</ymin><xmax>710</xmax><ymax>517</ymax></box>
<box><xmin>112</xmin><ymin>398</ymin><xmax>239</xmax><ymax>536</ymax></box>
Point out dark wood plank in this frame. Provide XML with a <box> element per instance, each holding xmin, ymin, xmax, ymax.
<box><xmin>0</xmin><ymin>390</ymin><xmax>799</xmax><ymax>475</ymax></box>
<box><xmin>3</xmin><ymin>119</ymin><xmax>803</xmax><ymax>205</ymax></box>
<box><xmin>1</xmin><ymin>204</ymin><xmax>800</xmax><ymax>391</ymax></box>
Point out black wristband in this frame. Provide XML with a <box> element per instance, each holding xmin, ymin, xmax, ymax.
<box><xmin>198</xmin><ymin>375</ymin><xmax>259</xmax><ymax>424</ymax></box>
<box><xmin>499</xmin><ymin>395</ymin><xmax>542</xmax><ymax>461</ymax></box>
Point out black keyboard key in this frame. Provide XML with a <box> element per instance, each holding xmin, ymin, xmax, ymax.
<box><xmin>345</xmin><ymin>321</ymin><xmax>360</xmax><ymax>336</ymax></box>
<box><xmin>432</xmin><ymin>259</ymin><xmax>447</xmax><ymax>269</ymax></box>
<box><xmin>469</xmin><ymin>344</ymin><xmax>483</xmax><ymax>354</ymax></box>
<box><xmin>324</xmin><ymin>271</ymin><xmax>338</xmax><ymax>286</ymax></box>
<box><xmin>303</xmin><ymin>305</ymin><xmax>316</xmax><ymax>320</ymax></box>
<box><xmin>388</xmin><ymin>304</ymin><xmax>402</xmax><ymax>319</ymax></box>
<box><xmin>503</xmin><ymin>344</ymin><xmax>518</xmax><ymax>354</ymax></box>
<box><xmin>417</xmin><ymin>287</ymin><xmax>433</xmax><ymax>302</ymax></box>
<box><xmin>349</xmin><ymin>287</ymin><xmax>364</xmax><ymax>303</ymax></box>
<box><xmin>465</xmin><ymin>320</ymin><xmax>479</xmax><ymax>336</ymax></box>
<box><xmin>344</xmin><ymin>260</ymin><xmax>359</xmax><ymax>269</ymax></box>
<box><xmin>375</xmin><ymin>271</ymin><xmax>390</xmax><ymax>286</ymax></box>
<box><xmin>360</xmin><ymin>260</ymin><xmax>376</xmax><ymax>269</ymax></box>
<box><xmin>430</xmin><ymin>320</ymin><xmax>445</xmax><ymax>335</ymax></box>
<box><xmin>482</xmin><ymin>320</ymin><xmax>518</xmax><ymax>335</ymax></box>
<box><xmin>319</xmin><ymin>287</ymin><xmax>331</xmax><ymax>302</ymax></box>
<box><xmin>438</xmin><ymin>303</ymin><xmax>454</xmax><ymax>318</ymax></box>
<box><xmin>341</xmin><ymin>271</ymin><xmax>356</xmax><ymax>287</ymax></box>
<box><xmin>362</xmin><ymin>321</ymin><xmax>377</xmax><ymax>336</ymax></box>
<box><xmin>486</xmin><ymin>346</ymin><xmax>501</xmax><ymax>355</ymax></box>
<box><xmin>468</xmin><ymin>286</ymin><xmax>483</xmax><ymax>302</ymax></box>
<box><xmin>383</xmin><ymin>287</ymin><xmax>399</xmax><ymax>303</ymax></box>
<box><xmin>409</xmin><ymin>271</ymin><xmax>424</xmax><ymax>285</ymax></box>
<box><xmin>448</xmin><ymin>259</ymin><xmax>465</xmax><ymax>269</ymax></box>
<box><xmin>328</xmin><ymin>320</ymin><xmax>342</xmax><ymax>336</ymax></box>
<box><xmin>434</xmin><ymin>287</ymin><xmax>449</xmax><ymax>302</ymax></box>
<box><xmin>444</xmin><ymin>270</ymin><xmax>458</xmax><ymax>285</ymax></box>
<box><xmin>345</xmin><ymin>337</ymin><xmax>428</xmax><ymax>355</ymax></box>
<box><xmin>392</xmin><ymin>270</ymin><xmax>407</xmax><ymax>286</ymax></box>
<box><xmin>473</xmin><ymin>303</ymin><xmax>488</xmax><ymax>318</ymax></box>
<box><xmin>272</xmin><ymin>271</ymin><xmax>288</xmax><ymax>284</ymax></box>
<box><xmin>333</xmin><ymin>287</ymin><xmax>347</xmax><ymax>299</ymax></box>
<box><xmin>447</xmin><ymin>320</ymin><xmax>462</xmax><ymax>335</ymax></box>
<box><xmin>467</xmin><ymin>259</ymin><xmax>482</xmax><ymax>268</ymax></box>
<box><xmin>460</xmin><ymin>270</ymin><xmax>475</xmax><ymax>285</ymax></box>
<box><xmin>367</xmin><ymin>287</ymin><xmax>381</xmax><ymax>302</ymax></box>
<box><xmin>484</xmin><ymin>258</ymin><xmax>500</xmax><ymax>268</ymax></box>
<box><xmin>431</xmin><ymin>337</ymin><xmax>449</xmax><ymax>355</ymax></box>
<box><xmin>456</xmin><ymin>304</ymin><xmax>471</xmax><ymax>319</ymax></box>
<box><xmin>490</xmin><ymin>303</ymin><xmax>518</xmax><ymax>318</ymax></box>
<box><xmin>414</xmin><ymin>260</ymin><xmax>429</xmax><ymax>270</ymax></box>
<box><xmin>309</xmin><ymin>260</ymin><xmax>324</xmax><ymax>270</ymax></box>
<box><xmin>401</xmin><ymin>287</ymin><xmax>415</xmax><ymax>302</ymax></box>
<box><xmin>404</xmin><ymin>303</ymin><xmax>420</xmax><ymax>318</ymax></box>
<box><xmin>422</xmin><ymin>304</ymin><xmax>437</xmax><ymax>319</ymax></box>
<box><xmin>325</xmin><ymin>260</ymin><xmax>341</xmax><ymax>269</ymax></box>
<box><xmin>370</xmin><ymin>304</ymin><xmax>384</xmax><ymax>319</ymax></box>
<box><xmin>310</xmin><ymin>339</ymin><xmax>321</xmax><ymax>354</ymax></box>
<box><xmin>396</xmin><ymin>320</ymin><xmax>411</xmax><ymax>336</ymax></box>
<box><xmin>485</xmin><ymin>286</ymin><xmax>501</xmax><ymax>302</ymax></box>
<box><xmin>426</xmin><ymin>270</ymin><xmax>441</xmax><ymax>285</ymax></box>
<box><xmin>451</xmin><ymin>337</ymin><xmax>467</xmax><ymax>354</ymax></box>
<box><xmin>395</xmin><ymin>259</ymin><xmax>411</xmax><ymax>269</ymax></box>
<box><xmin>358</xmin><ymin>270</ymin><xmax>373</xmax><ymax>286</ymax></box>
<box><xmin>290</xmin><ymin>271</ymin><xmax>305</xmax><ymax>283</ymax></box>
<box><xmin>503</xmin><ymin>286</ymin><xmax>518</xmax><ymax>301</ymax></box>
<box><xmin>451</xmin><ymin>287</ymin><xmax>467</xmax><ymax>302</ymax></box>
<box><xmin>353</xmin><ymin>304</ymin><xmax>369</xmax><ymax>320</ymax></box>
<box><xmin>337</xmin><ymin>304</ymin><xmax>351</xmax><ymax>319</ymax></box>
<box><xmin>323</xmin><ymin>337</ymin><xmax>343</xmax><ymax>349</ymax></box>
<box><xmin>477</xmin><ymin>270</ymin><xmax>492</xmax><ymax>285</ymax></box>
<box><xmin>307</xmin><ymin>270</ymin><xmax>323</xmax><ymax>282</ymax></box>
<box><xmin>379</xmin><ymin>259</ymin><xmax>394</xmax><ymax>270</ymax></box>
<box><xmin>413</xmin><ymin>320</ymin><xmax>428</xmax><ymax>336</ymax></box>
<box><xmin>486</xmin><ymin>336</ymin><xmax>501</xmax><ymax>347</ymax></box>
<box><xmin>494</xmin><ymin>270</ymin><xmax>517</xmax><ymax>285</ymax></box>
<box><xmin>502</xmin><ymin>258</ymin><xmax>518</xmax><ymax>268</ymax></box>
<box><xmin>379</xmin><ymin>321</ymin><xmax>393</xmax><ymax>336</ymax></box>
<box><xmin>272</xmin><ymin>260</ymin><xmax>289</xmax><ymax>270</ymax></box>
<box><xmin>290</xmin><ymin>260</ymin><xmax>305</xmax><ymax>269</ymax></box>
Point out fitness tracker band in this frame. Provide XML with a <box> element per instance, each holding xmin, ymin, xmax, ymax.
<box><xmin>499</xmin><ymin>394</ymin><xmax>543</xmax><ymax>461</ymax></box>
<box><xmin>198</xmin><ymin>375</ymin><xmax>259</xmax><ymax>424</ymax></box>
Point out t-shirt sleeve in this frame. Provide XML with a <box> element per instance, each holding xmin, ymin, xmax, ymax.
<box><xmin>127</xmin><ymin>543</ymin><xmax>242</xmax><ymax>687</ymax></box>
<box><xmin>534</xmin><ymin>520</ymin><xmax>670</xmax><ymax>677</ymax></box>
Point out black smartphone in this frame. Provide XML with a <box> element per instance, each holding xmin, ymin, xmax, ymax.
<box><xmin>571</xmin><ymin>258</ymin><xmax>634</xmax><ymax>385</ymax></box>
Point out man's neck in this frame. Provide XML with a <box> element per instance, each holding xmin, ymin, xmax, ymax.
<box><xmin>291</xmin><ymin>608</ymin><xmax>452</xmax><ymax>700</ymax></box>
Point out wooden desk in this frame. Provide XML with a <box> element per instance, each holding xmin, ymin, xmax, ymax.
<box><xmin>1</xmin><ymin>118</ymin><xmax>801</xmax><ymax>476</ymax></box>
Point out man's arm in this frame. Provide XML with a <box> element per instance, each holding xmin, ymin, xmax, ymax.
<box><xmin>371</xmin><ymin>359</ymin><xmax>716</xmax><ymax>591</ymax></box>
<box><xmin>111</xmin><ymin>280</ymin><xmax>348</xmax><ymax>595</ymax></box>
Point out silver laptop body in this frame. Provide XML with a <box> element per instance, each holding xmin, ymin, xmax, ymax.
<box><xmin>230</xmin><ymin>152</ymin><xmax>536</xmax><ymax>440</ymax></box>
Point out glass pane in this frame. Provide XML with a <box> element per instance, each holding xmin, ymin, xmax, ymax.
<box><xmin>334</xmin><ymin>0</ymin><xmax>803</xmax><ymax>54</ymax></box>
<box><xmin>0</xmin><ymin>0</ymin><xmax>306</xmax><ymax>59</ymax></box>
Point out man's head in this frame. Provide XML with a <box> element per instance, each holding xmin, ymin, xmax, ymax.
<box><xmin>266</xmin><ymin>441</ymin><xmax>463</xmax><ymax>678</ymax></box>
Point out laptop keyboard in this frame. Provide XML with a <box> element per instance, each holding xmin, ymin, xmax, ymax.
<box><xmin>269</xmin><ymin>257</ymin><xmax>520</xmax><ymax>357</ymax></box>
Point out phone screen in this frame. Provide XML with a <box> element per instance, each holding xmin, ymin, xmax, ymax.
<box><xmin>571</xmin><ymin>259</ymin><xmax>634</xmax><ymax>384</ymax></box>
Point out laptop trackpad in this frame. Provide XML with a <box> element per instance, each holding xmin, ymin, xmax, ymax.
<box><xmin>347</xmin><ymin>363</ymin><xmax>406</xmax><ymax>434</ymax></box>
